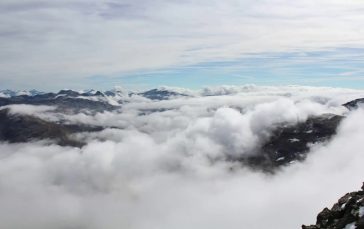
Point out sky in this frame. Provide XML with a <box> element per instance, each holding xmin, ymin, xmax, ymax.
<box><xmin>1</xmin><ymin>0</ymin><xmax>364</xmax><ymax>90</ymax></box>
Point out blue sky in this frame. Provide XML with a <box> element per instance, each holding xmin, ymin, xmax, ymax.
<box><xmin>1</xmin><ymin>0</ymin><xmax>364</xmax><ymax>90</ymax></box>
<box><xmin>86</xmin><ymin>48</ymin><xmax>364</xmax><ymax>90</ymax></box>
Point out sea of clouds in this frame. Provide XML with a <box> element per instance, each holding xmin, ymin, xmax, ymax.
<box><xmin>1</xmin><ymin>85</ymin><xmax>364</xmax><ymax>229</ymax></box>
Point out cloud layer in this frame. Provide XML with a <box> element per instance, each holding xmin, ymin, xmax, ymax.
<box><xmin>1</xmin><ymin>86</ymin><xmax>364</xmax><ymax>228</ymax></box>
<box><xmin>1</xmin><ymin>0</ymin><xmax>364</xmax><ymax>89</ymax></box>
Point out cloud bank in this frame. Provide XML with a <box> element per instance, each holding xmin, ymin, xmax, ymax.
<box><xmin>1</xmin><ymin>86</ymin><xmax>364</xmax><ymax>228</ymax></box>
<box><xmin>2</xmin><ymin>1</ymin><xmax>364</xmax><ymax>89</ymax></box>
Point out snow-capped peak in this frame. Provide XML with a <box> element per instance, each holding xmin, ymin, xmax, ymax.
<box><xmin>0</xmin><ymin>89</ymin><xmax>44</xmax><ymax>98</ymax></box>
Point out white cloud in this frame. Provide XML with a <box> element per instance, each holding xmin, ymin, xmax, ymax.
<box><xmin>1</xmin><ymin>104</ymin><xmax>56</xmax><ymax>115</ymax></box>
<box><xmin>1</xmin><ymin>0</ymin><xmax>364</xmax><ymax>88</ymax></box>
<box><xmin>1</xmin><ymin>86</ymin><xmax>364</xmax><ymax>228</ymax></box>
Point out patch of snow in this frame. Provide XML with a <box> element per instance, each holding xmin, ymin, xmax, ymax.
<box><xmin>276</xmin><ymin>157</ymin><xmax>285</xmax><ymax>161</ymax></box>
<box><xmin>75</xmin><ymin>96</ymin><xmax>100</xmax><ymax>101</ymax></box>
<box><xmin>289</xmin><ymin>138</ymin><xmax>300</xmax><ymax>142</ymax></box>
<box><xmin>15</xmin><ymin>90</ymin><xmax>31</xmax><ymax>96</ymax></box>
<box><xmin>55</xmin><ymin>94</ymin><xmax>66</xmax><ymax>98</ymax></box>
<box><xmin>359</xmin><ymin>206</ymin><xmax>364</xmax><ymax>217</ymax></box>
<box><xmin>105</xmin><ymin>97</ymin><xmax>121</xmax><ymax>106</ymax></box>
<box><xmin>74</xmin><ymin>95</ymin><xmax>121</xmax><ymax>107</ymax></box>
<box><xmin>0</xmin><ymin>92</ymin><xmax>9</xmax><ymax>98</ymax></box>
<box><xmin>344</xmin><ymin>222</ymin><xmax>356</xmax><ymax>229</ymax></box>
<box><xmin>0</xmin><ymin>89</ymin><xmax>16</xmax><ymax>97</ymax></box>
<box><xmin>83</xmin><ymin>89</ymin><xmax>98</xmax><ymax>95</ymax></box>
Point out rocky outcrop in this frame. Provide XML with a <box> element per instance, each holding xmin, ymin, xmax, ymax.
<box><xmin>302</xmin><ymin>184</ymin><xmax>364</xmax><ymax>229</ymax></box>
<box><xmin>343</xmin><ymin>98</ymin><xmax>364</xmax><ymax>111</ymax></box>
<box><xmin>138</xmin><ymin>88</ymin><xmax>188</xmax><ymax>100</ymax></box>
<box><xmin>0</xmin><ymin>109</ymin><xmax>102</xmax><ymax>147</ymax></box>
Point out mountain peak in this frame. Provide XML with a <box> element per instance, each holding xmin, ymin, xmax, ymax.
<box><xmin>0</xmin><ymin>89</ymin><xmax>44</xmax><ymax>98</ymax></box>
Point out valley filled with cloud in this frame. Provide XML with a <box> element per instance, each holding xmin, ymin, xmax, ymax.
<box><xmin>1</xmin><ymin>85</ymin><xmax>364</xmax><ymax>228</ymax></box>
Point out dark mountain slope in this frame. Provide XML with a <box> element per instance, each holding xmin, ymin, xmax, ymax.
<box><xmin>0</xmin><ymin>109</ymin><xmax>102</xmax><ymax>147</ymax></box>
<box><xmin>239</xmin><ymin>114</ymin><xmax>343</xmax><ymax>171</ymax></box>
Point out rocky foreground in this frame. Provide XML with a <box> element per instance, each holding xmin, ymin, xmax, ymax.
<box><xmin>303</xmin><ymin>184</ymin><xmax>364</xmax><ymax>229</ymax></box>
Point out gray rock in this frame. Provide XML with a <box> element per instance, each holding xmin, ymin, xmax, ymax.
<box><xmin>303</xmin><ymin>184</ymin><xmax>364</xmax><ymax>229</ymax></box>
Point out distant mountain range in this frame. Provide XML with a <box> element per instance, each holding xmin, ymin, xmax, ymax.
<box><xmin>1</xmin><ymin>88</ymin><xmax>364</xmax><ymax>172</ymax></box>
<box><xmin>0</xmin><ymin>89</ymin><xmax>44</xmax><ymax>97</ymax></box>
<box><xmin>0</xmin><ymin>88</ymin><xmax>190</xmax><ymax>113</ymax></box>
<box><xmin>0</xmin><ymin>88</ymin><xmax>190</xmax><ymax>100</ymax></box>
